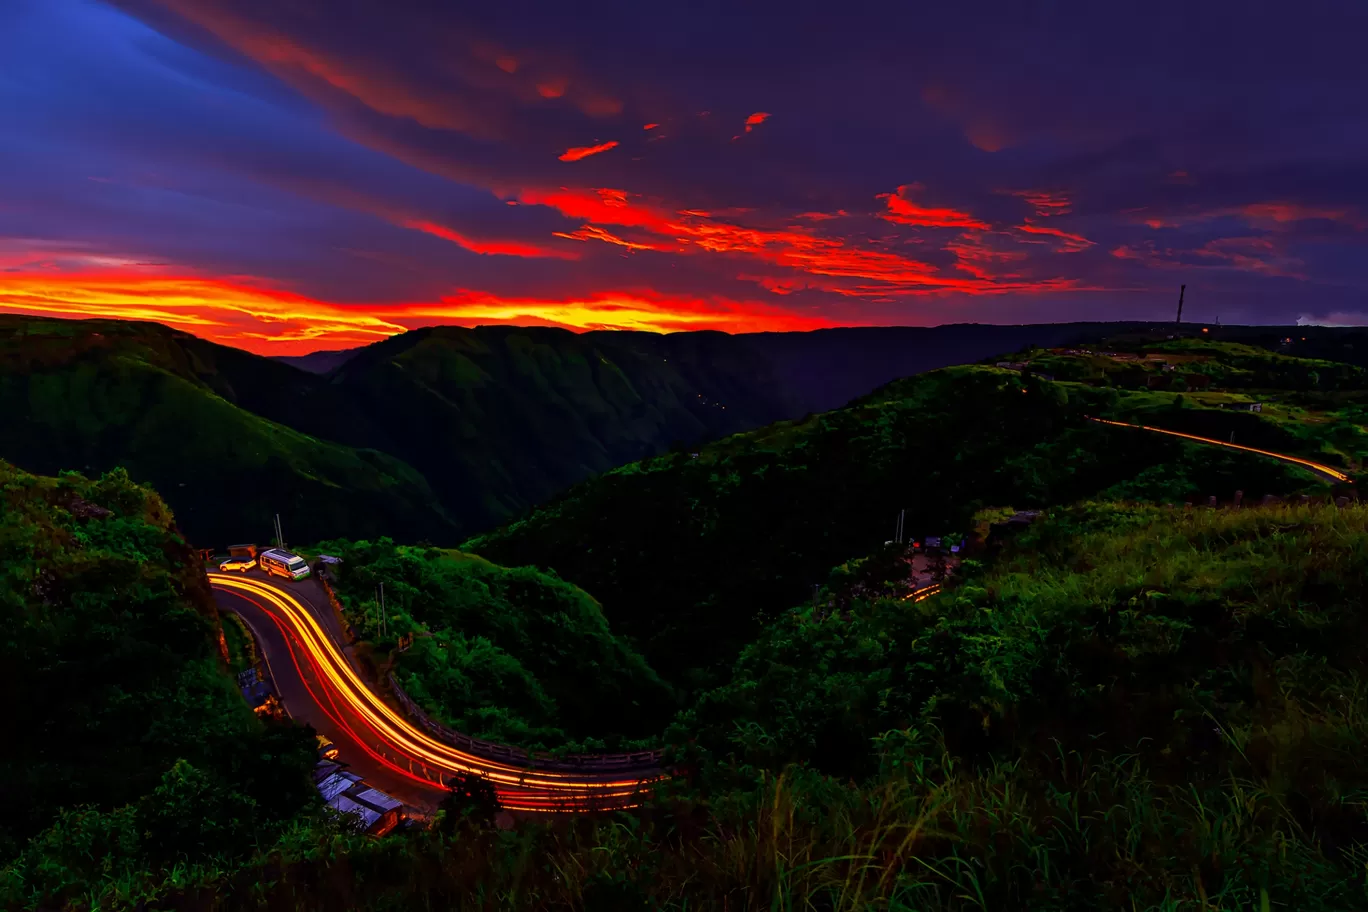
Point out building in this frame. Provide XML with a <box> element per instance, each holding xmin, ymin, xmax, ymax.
<box><xmin>314</xmin><ymin>761</ymin><xmax>404</xmax><ymax>836</ymax></box>
<box><xmin>228</xmin><ymin>543</ymin><xmax>258</xmax><ymax>559</ymax></box>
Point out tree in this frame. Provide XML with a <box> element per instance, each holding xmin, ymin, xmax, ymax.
<box><xmin>437</xmin><ymin>773</ymin><xmax>500</xmax><ymax>832</ymax></box>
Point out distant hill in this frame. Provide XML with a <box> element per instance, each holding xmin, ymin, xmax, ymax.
<box><xmin>0</xmin><ymin>316</ymin><xmax>1213</xmax><ymax>547</ymax></box>
<box><xmin>274</xmin><ymin>322</ymin><xmax>1154</xmax><ymax>533</ymax></box>
<box><xmin>465</xmin><ymin>359</ymin><xmax>1337</xmax><ymax>688</ymax></box>
<box><xmin>272</xmin><ymin>346</ymin><xmax>364</xmax><ymax>374</ymax></box>
<box><xmin>0</xmin><ymin>317</ymin><xmax>458</xmax><ymax>547</ymax></box>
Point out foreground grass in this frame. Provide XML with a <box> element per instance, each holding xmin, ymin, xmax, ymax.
<box><xmin>17</xmin><ymin>500</ymin><xmax>1368</xmax><ymax>910</ymax></box>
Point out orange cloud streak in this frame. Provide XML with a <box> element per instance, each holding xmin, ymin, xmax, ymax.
<box><xmin>0</xmin><ymin>273</ymin><xmax>407</xmax><ymax>355</ymax></box>
<box><xmin>743</xmin><ymin>112</ymin><xmax>770</xmax><ymax>132</ymax></box>
<box><xmin>1014</xmin><ymin>222</ymin><xmax>1094</xmax><ymax>252</ymax></box>
<box><xmin>558</xmin><ymin>140</ymin><xmax>620</xmax><ymax>162</ymax></box>
<box><xmin>879</xmin><ymin>184</ymin><xmax>990</xmax><ymax>230</ymax></box>
<box><xmin>1012</xmin><ymin>190</ymin><xmax>1072</xmax><ymax>217</ymax></box>
<box><xmin>0</xmin><ymin>272</ymin><xmax>834</xmax><ymax>355</ymax></box>
<box><xmin>402</xmin><ymin>219</ymin><xmax>579</xmax><ymax>259</ymax></box>
<box><xmin>520</xmin><ymin>186</ymin><xmax>1089</xmax><ymax>297</ymax></box>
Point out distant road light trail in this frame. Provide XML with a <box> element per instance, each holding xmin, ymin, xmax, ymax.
<box><xmin>1087</xmin><ymin>417</ymin><xmax>1352</xmax><ymax>484</ymax></box>
<box><xmin>210</xmin><ymin>573</ymin><xmax>662</xmax><ymax>811</ymax></box>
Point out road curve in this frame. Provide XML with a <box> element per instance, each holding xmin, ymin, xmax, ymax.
<box><xmin>211</xmin><ymin>572</ymin><xmax>664</xmax><ymax>812</ymax></box>
<box><xmin>1087</xmin><ymin>416</ymin><xmax>1353</xmax><ymax>484</ymax></box>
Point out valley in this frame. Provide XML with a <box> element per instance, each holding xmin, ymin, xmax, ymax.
<box><xmin>7</xmin><ymin>319</ymin><xmax>1368</xmax><ymax>911</ymax></box>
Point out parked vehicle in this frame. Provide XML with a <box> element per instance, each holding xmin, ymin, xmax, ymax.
<box><xmin>316</xmin><ymin>734</ymin><xmax>339</xmax><ymax>760</ymax></box>
<box><xmin>259</xmin><ymin>548</ymin><xmax>311</xmax><ymax>581</ymax></box>
<box><xmin>219</xmin><ymin>557</ymin><xmax>257</xmax><ymax>573</ymax></box>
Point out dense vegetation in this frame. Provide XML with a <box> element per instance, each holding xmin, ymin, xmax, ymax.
<box><xmin>1001</xmin><ymin>337</ymin><xmax>1368</xmax><ymax>474</ymax></box>
<box><xmin>17</xmin><ymin>324</ymin><xmax>1368</xmax><ymax>910</ymax></box>
<box><xmin>0</xmin><ymin>461</ymin><xmax>321</xmax><ymax>909</ymax></box>
<box><xmin>0</xmin><ymin>318</ymin><xmax>457</xmax><ymax>547</ymax></box>
<box><xmin>0</xmin><ymin>315</ymin><xmax>1148</xmax><ymax>549</ymax></box>
<box><xmin>314</xmin><ymin>539</ymin><xmax>675</xmax><ymax>750</ymax></box>
<box><xmin>467</xmin><ymin>364</ymin><xmax>1322</xmax><ymax>689</ymax></box>
<box><xmin>22</xmin><ymin>499</ymin><xmax>1368</xmax><ymax>910</ymax></box>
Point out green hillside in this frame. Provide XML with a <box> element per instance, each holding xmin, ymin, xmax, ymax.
<box><xmin>315</xmin><ymin>325</ymin><xmax>804</xmax><ymax>531</ymax></box>
<box><xmin>465</xmin><ymin>364</ymin><xmax>1328</xmax><ymax>689</ymax></box>
<box><xmin>0</xmin><ymin>316</ymin><xmax>1171</xmax><ymax>548</ymax></box>
<box><xmin>311</xmin><ymin>538</ymin><xmax>675</xmax><ymax>751</ymax></box>
<box><xmin>993</xmin><ymin>336</ymin><xmax>1368</xmax><ymax>473</ymax></box>
<box><xmin>18</xmin><ymin>496</ymin><xmax>1368</xmax><ymax>909</ymax></box>
<box><xmin>0</xmin><ymin>461</ymin><xmax>318</xmax><ymax>903</ymax></box>
<box><xmin>0</xmin><ymin>317</ymin><xmax>458</xmax><ymax>547</ymax></box>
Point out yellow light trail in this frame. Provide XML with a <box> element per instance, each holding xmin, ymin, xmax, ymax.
<box><xmin>1087</xmin><ymin>417</ymin><xmax>1352</xmax><ymax>484</ymax></box>
<box><xmin>211</xmin><ymin>574</ymin><xmax>663</xmax><ymax>811</ymax></box>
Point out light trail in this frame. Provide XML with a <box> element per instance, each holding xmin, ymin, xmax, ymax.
<box><xmin>211</xmin><ymin>573</ymin><xmax>662</xmax><ymax>811</ymax></box>
<box><xmin>1086</xmin><ymin>417</ymin><xmax>1352</xmax><ymax>484</ymax></box>
<box><xmin>902</xmin><ymin>583</ymin><xmax>942</xmax><ymax>603</ymax></box>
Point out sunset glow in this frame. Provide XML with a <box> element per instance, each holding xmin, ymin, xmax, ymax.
<box><xmin>0</xmin><ymin>272</ymin><xmax>834</xmax><ymax>355</ymax></box>
<box><xmin>3</xmin><ymin>0</ymin><xmax>1364</xmax><ymax>353</ymax></box>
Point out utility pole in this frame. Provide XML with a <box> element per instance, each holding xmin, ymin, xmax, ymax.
<box><xmin>273</xmin><ymin>513</ymin><xmax>284</xmax><ymax>551</ymax></box>
<box><xmin>380</xmin><ymin>581</ymin><xmax>386</xmax><ymax>638</ymax></box>
<box><xmin>1175</xmin><ymin>284</ymin><xmax>1186</xmax><ymax>324</ymax></box>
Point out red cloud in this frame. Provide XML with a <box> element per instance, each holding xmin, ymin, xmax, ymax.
<box><xmin>402</xmin><ymin>220</ymin><xmax>579</xmax><ymax>259</ymax></box>
<box><xmin>1012</xmin><ymin>190</ymin><xmax>1072</xmax><ymax>217</ymax></box>
<box><xmin>551</xmin><ymin>225</ymin><xmax>676</xmax><ymax>252</ymax></box>
<box><xmin>520</xmin><ymin>185</ymin><xmax>1087</xmax><ymax>298</ymax></box>
<box><xmin>878</xmin><ymin>184</ymin><xmax>990</xmax><ymax>231</ymax></box>
<box><xmin>1241</xmin><ymin>202</ymin><xmax>1357</xmax><ymax>225</ymax></box>
<box><xmin>643</xmin><ymin>123</ymin><xmax>660</xmax><ymax>130</ymax></box>
<box><xmin>744</xmin><ymin>112</ymin><xmax>770</xmax><ymax>132</ymax></box>
<box><xmin>1014</xmin><ymin>222</ymin><xmax>1094</xmax><ymax>252</ymax></box>
<box><xmin>559</xmin><ymin>141</ymin><xmax>620</xmax><ymax>162</ymax></box>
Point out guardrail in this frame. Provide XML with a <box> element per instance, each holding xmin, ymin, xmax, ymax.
<box><xmin>316</xmin><ymin>572</ymin><xmax>664</xmax><ymax>775</ymax></box>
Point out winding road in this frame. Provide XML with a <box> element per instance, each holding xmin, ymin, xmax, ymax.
<box><xmin>1087</xmin><ymin>416</ymin><xmax>1353</xmax><ymax>484</ymax></box>
<box><xmin>212</xmin><ymin>572</ymin><xmax>664</xmax><ymax>813</ymax></box>
<box><xmin>211</xmin><ymin>418</ymin><xmax>1344</xmax><ymax>814</ymax></box>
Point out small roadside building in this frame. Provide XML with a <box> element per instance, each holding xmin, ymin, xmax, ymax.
<box><xmin>314</xmin><ymin>762</ymin><xmax>404</xmax><ymax>836</ymax></box>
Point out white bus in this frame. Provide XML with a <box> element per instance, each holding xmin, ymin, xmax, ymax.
<box><xmin>259</xmin><ymin>548</ymin><xmax>311</xmax><ymax>581</ymax></box>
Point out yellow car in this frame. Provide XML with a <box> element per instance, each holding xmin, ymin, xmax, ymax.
<box><xmin>219</xmin><ymin>557</ymin><xmax>257</xmax><ymax>573</ymax></box>
<box><xmin>316</xmin><ymin>734</ymin><xmax>339</xmax><ymax>759</ymax></box>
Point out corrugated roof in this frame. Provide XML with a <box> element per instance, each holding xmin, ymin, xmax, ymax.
<box><xmin>353</xmin><ymin>787</ymin><xmax>402</xmax><ymax>812</ymax></box>
<box><xmin>330</xmin><ymin>795</ymin><xmax>381</xmax><ymax>830</ymax></box>
<box><xmin>317</xmin><ymin>771</ymin><xmax>362</xmax><ymax>802</ymax></box>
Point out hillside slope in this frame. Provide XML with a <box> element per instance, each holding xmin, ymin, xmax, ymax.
<box><xmin>0</xmin><ymin>317</ymin><xmax>457</xmax><ymax>547</ymax></box>
<box><xmin>313</xmin><ymin>538</ymin><xmax>676</xmax><ymax>750</ymax></box>
<box><xmin>465</xmin><ymin>365</ymin><xmax>1329</xmax><ymax>688</ymax></box>
<box><xmin>310</xmin><ymin>322</ymin><xmax>1156</xmax><ymax>534</ymax></box>
<box><xmin>0</xmin><ymin>460</ymin><xmax>316</xmax><ymax>881</ymax></box>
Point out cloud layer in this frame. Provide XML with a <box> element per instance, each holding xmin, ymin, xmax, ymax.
<box><xmin>1</xmin><ymin>0</ymin><xmax>1366</xmax><ymax>351</ymax></box>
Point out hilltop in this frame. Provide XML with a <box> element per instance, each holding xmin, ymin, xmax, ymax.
<box><xmin>0</xmin><ymin>317</ymin><xmax>457</xmax><ymax>546</ymax></box>
<box><xmin>465</xmin><ymin>355</ymin><xmax>1338</xmax><ymax>689</ymax></box>
<box><xmin>0</xmin><ymin>315</ymin><xmax>1153</xmax><ymax>547</ymax></box>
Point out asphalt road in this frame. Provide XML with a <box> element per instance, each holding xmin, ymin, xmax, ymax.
<box><xmin>1087</xmin><ymin>416</ymin><xmax>1353</xmax><ymax>484</ymax></box>
<box><xmin>211</xmin><ymin>571</ymin><xmax>662</xmax><ymax>812</ymax></box>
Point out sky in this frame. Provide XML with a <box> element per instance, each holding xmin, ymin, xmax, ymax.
<box><xmin>2</xmin><ymin>0</ymin><xmax>1367</xmax><ymax>354</ymax></box>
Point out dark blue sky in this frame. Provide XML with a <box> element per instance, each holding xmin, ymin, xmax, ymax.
<box><xmin>2</xmin><ymin>0</ymin><xmax>1366</xmax><ymax>352</ymax></box>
